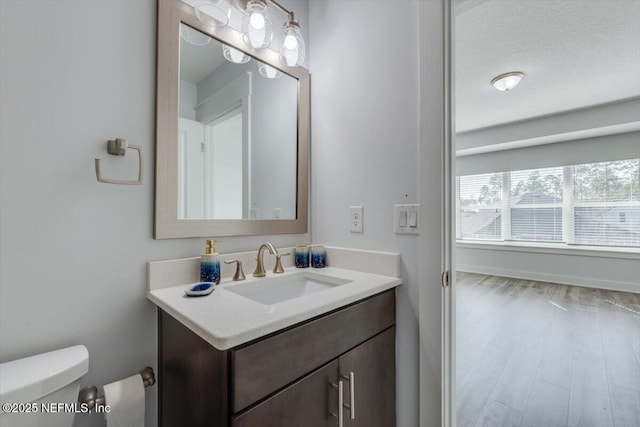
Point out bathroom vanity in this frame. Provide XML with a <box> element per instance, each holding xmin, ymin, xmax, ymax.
<box><xmin>148</xmin><ymin>262</ymin><xmax>401</xmax><ymax>427</ymax></box>
<box><xmin>158</xmin><ymin>290</ymin><xmax>395</xmax><ymax>427</ymax></box>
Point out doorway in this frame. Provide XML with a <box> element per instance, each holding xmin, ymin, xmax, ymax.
<box><xmin>451</xmin><ymin>1</ymin><xmax>640</xmax><ymax>426</ymax></box>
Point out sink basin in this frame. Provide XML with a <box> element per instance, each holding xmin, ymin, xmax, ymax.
<box><xmin>224</xmin><ymin>272</ymin><xmax>352</xmax><ymax>305</ymax></box>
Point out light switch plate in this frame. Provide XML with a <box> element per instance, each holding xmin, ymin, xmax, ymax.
<box><xmin>350</xmin><ymin>206</ymin><xmax>364</xmax><ymax>233</ymax></box>
<box><xmin>394</xmin><ymin>204</ymin><xmax>420</xmax><ymax>234</ymax></box>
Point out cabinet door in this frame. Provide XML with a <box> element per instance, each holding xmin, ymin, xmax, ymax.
<box><xmin>232</xmin><ymin>360</ymin><xmax>340</xmax><ymax>427</ymax></box>
<box><xmin>339</xmin><ymin>327</ymin><xmax>396</xmax><ymax>427</ymax></box>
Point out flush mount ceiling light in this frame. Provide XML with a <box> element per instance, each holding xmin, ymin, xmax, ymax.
<box><xmin>491</xmin><ymin>71</ymin><xmax>524</xmax><ymax>91</ymax></box>
<box><xmin>194</xmin><ymin>0</ymin><xmax>230</xmax><ymax>28</ymax></box>
<box><xmin>232</xmin><ymin>0</ymin><xmax>306</xmax><ymax>67</ymax></box>
<box><xmin>222</xmin><ymin>44</ymin><xmax>250</xmax><ymax>64</ymax></box>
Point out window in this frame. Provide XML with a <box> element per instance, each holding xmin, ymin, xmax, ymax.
<box><xmin>573</xmin><ymin>159</ymin><xmax>640</xmax><ymax>247</ymax></box>
<box><xmin>456</xmin><ymin>159</ymin><xmax>640</xmax><ymax>249</ymax></box>
<box><xmin>510</xmin><ymin>167</ymin><xmax>563</xmax><ymax>242</ymax></box>
<box><xmin>457</xmin><ymin>173</ymin><xmax>502</xmax><ymax>240</ymax></box>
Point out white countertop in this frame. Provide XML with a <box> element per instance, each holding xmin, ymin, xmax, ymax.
<box><xmin>147</xmin><ymin>267</ymin><xmax>401</xmax><ymax>350</ymax></box>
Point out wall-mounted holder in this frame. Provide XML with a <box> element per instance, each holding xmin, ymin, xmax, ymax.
<box><xmin>77</xmin><ymin>366</ymin><xmax>155</xmax><ymax>410</ymax></box>
<box><xmin>95</xmin><ymin>138</ymin><xmax>143</xmax><ymax>185</ymax></box>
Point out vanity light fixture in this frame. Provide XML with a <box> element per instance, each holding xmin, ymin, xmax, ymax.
<box><xmin>222</xmin><ymin>44</ymin><xmax>251</xmax><ymax>64</ymax></box>
<box><xmin>491</xmin><ymin>71</ymin><xmax>524</xmax><ymax>91</ymax></box>
<box><xmin>279</xmin><ymin>13</ymin><xmax>305</xmax><ymax>67</ymax></box>
<box><xmin>258</xmin><ymin>63</ymin><xmax>278</xmax><ymax>78</ymax></box>
<box><xmin>241</xmin><ymin>0</ymin><xmax>273</xmax><ymax>49</ymax></box>
<box><xmin>180</xmin><ymin>24</ymin><xmax>211</xmax><ymax>46</ymax></box>
<box><xmin>233</xmin><ymin>0</ymin><xmax>306</xmax><ymax>67</ymax></box>
<box><xmin>194</xmin><ymin>0</ymin><xmax>230</xmax><ymax>28</ymax></box>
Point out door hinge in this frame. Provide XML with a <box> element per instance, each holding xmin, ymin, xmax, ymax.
<box><xmin>442</xmin><ymin>270</ymin><xmax>450</xmax><ymax>288</ymax></box>
<box><xmin>200</xmin><ymin>142</ymin><xmax>205</xmax><ymax>153</ymax></box>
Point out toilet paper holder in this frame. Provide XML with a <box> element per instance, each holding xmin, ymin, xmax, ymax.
<box><xmin>77</xmin><ymin>366</ymin><xmax>155</xmax><ymax>409</ymax></box>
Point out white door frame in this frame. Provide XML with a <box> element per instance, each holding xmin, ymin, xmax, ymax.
<box><xmin>418</xmin><ymin>0</ymin><xmax>455</xmax><ymax>425</ymax></box>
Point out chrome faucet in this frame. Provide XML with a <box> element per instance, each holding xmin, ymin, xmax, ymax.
<box><xmin>253</xmin><ymin>242</ymin><xmax>279</xmax><ymax>277</ymax></box>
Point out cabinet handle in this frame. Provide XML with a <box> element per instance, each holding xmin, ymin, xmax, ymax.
<box><xmin>341</xmin><ymin>372</ymin><xmax>356</xmax><ymax>419</ymax></box>
<box><xmin>330</xmin><ymin>381</ymin><xmax>344</xmax><ymax>427</ymax></box>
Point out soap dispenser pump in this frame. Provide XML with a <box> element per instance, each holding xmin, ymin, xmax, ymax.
<box><xmin>200</xmin><ymin>239</ymin><xmax>222</xmax><ymax>284</ymax></box>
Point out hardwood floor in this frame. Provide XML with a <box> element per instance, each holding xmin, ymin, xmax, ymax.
<box><xmin>456</xmin><ymin>273</ymin><xmax>640</xmax><ymax>427</ymax></box>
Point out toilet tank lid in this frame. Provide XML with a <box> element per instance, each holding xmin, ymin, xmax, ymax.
<box><xmin>0</xmin><ymin>345</ymin><xmax>88</xmax><ymax>405</ymax></box>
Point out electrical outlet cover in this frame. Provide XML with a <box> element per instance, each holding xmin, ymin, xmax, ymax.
<box><xmin>350</xmin><ymin>206</ymin><xmax>364</xmax><ymax>233</ymax></box>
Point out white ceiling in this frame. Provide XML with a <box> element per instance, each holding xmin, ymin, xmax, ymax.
<box><xmin>454</xmin><ymin>0</ymin><xmax>640</xmax><ymax>132</ymax></box>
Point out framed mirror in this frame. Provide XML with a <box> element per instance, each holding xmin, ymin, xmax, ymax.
<box><xmin>155</xmin><ymin>0</ymin><xmax>309</xmax><ymax>238</ymax></box>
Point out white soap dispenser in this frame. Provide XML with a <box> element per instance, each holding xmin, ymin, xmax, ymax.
<box><xmin>200</xmin><ymin>239</ymin><xmax>222</xmax><ymax>284</ymax></box>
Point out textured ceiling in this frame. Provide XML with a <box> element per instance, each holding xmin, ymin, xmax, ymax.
<box><xmin>455</xmin><ymin>0</ymin><xmax>640</xmax><ymax>132</ymax></box>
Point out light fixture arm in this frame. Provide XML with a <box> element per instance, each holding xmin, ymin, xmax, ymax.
<box><xmin>268</xmin><ymin>0</ymin><xmax>294</xmax><ymax>19</ymax></box>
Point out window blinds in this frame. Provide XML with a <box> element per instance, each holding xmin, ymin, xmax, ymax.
<box><xmin>509</xmin><ymin>167</ymin><xmax>563</xmax><ymax>242</ymax></box>
<box><xmin>457</xmin><ymin>159</ymin><xmax>640</xmax><ymax>248</ymax></box>
<box><xmin>457</xmin><ymin>173</ymin><xmax>502</xmax><ymax>240</ymax></box>
<box><xmin>573</xmin><ymin>159</ymin><xmax>640</xmax><ymax>247</ymax></box>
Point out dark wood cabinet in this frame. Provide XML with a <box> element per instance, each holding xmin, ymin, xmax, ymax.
<box><xmin>231</xmin><ymin>361</ymin><xmax>340</xmax><ymax>427</ymax></box>
<box><xmin>158</xmin><ymin>290</ymin><xmax>396</xmax><ymax>427</ymax></box>
<box><xmin>340</xmin><ymin>327</ymin><xmax>396</xmax><ymax>427</ymax></box>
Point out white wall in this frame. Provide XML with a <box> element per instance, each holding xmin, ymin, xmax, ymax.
<box><xmin>178</xmin><ymin>79</ymin><xmax>197</xmax><ymax>120</ymax></box>
<box><xmin>0</xmin><ymin>2</ymin><xmax>308</xmax><ymax>427</ymax></box>
<box><xmin>457</xmin><ymin>245</ymin><xmax>640</xmax><ymax>293</ymax></box>
<box><xmin>309</xmin><ymin>1</ymin><xmax>423</xmax><ymax>425</ymax></box>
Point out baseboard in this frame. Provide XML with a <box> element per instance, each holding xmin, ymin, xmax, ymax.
<box><xmin>456</xmin><ymin>264</ymin><xmax>639</xmax><ymax>294</ymax></box>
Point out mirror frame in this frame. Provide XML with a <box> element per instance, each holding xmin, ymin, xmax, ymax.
<box><xmin>155</xmin><ymin>0</ymin><xmax>309</xmax><ymax>238</ymax></box>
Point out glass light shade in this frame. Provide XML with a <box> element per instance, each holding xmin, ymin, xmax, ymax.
<box><xmin>279</xmin><ymin>22</ymin><xmax>305</xmax><ymax>67</ymax></box>
<box><xmin>180</xmin><ymin>24</ymin><xmax>212</xmax><ymax>46</ymax></box>
<box><xmin>222</xmin><ymin>44</ymin><xmax>250</xmax><ymax>64</ymax></box>
<box><xmin>241</xmin><ymin>0</ymin><xmax>273</xmax><ymax>49</ymax></box>
<box><xmin>259</xmin><ymin>63</ymin><xmax>278</xmax><ymax>79</ymax></box>
<box><xmin>491</xmin><ymin>72</ymin><xmax>524</xmax><ymax>91</ymax></box>
<box><xmin>194</xmin><ymin>0</ymin><xmax>230</xmax><ymax>27</ymax></box>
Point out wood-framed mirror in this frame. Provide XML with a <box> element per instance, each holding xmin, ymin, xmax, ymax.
<box><xmin>155</xmin><ymin>0</ymin><xmax>309</xmax><ymax>238</ymax></box>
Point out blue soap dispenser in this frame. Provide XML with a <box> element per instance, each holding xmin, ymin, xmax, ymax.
<box><xmin>200</xmin><ymin>239</ymin><xmax>222</xmax><ymax>284</ymax></box>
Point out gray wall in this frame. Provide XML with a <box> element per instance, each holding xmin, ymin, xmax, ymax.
<box><xmin>457</xmin><ymin>245</ymin><xmax>640</xmax><ymax>293</ymax></box>
<box><xmin>309</xmin><ymin>1</ymin><xmax>422</xmax><ymax>425</ymax></box>
<box><xmin>0</xmin><ymin>1</ymin><xmax>308</xmax><ymax>427</ymax></box>
<box><xmin>457</xmin><ymin>131</ymin><xmax>640</xmax><ymax>176</ymax></box>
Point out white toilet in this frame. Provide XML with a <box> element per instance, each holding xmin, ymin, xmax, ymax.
<box><xmin>0</xmin><ymin>345</ymin><xmax>89</xmax><ymax>427</ymax></box>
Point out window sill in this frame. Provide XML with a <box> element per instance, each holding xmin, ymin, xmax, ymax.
<box><xmin>456</xmin><ymin>240</ymin><xmax>640</xmax><ymax>260</ymax></box>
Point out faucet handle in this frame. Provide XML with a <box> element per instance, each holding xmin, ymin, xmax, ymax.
<box><xmin>224</xmin><ymin>259</ymin><xmax>246</xmax><ymax>281</ymax></box>
<box><xmin>273</xmin><ymin>253</ymin><xmax>291</xmax><ymax>274</ymax></box>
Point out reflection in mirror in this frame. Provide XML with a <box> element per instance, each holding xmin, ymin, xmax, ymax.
<box><xmin>178</xmin><ymin>23</ymin><xmax>298</xmax><ymax>220</ymax></box>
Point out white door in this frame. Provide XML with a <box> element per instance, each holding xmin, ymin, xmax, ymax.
<box><xmin>178</xmin><ymin>117</ymin><xmax>205</xmax><ymax>219</ymax></box>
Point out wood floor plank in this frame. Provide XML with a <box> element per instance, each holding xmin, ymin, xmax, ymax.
<box><xmin>456</xmin><ymin>273</ymin><xmax>640</xmax><ymax>427</ymax></box>
<box><xmin>610</xmin><ymin>385</ymin><xmax>640</xmax><ymax>427</ymax></box>
<box><xmin>488</xmin><ymin>343</ymin><xmax>544</xmax><ymax>411</ymax></box>
<box><xmin>520</xmin><ymin>379</ymin><xmax>570</xmax><ymax>427</ymax></box>
<box><xmin>474</xmin><ymin>399</ymin><xmax>523</xmax><ymax>427</ymax></box>
<box><xmin>568</xmin><ymin>351</ymin><xmax>614</xmax><ymax>426</ymax></box>
<box><xmin>597</xmin><ymin>305</ymin><xmax>640</xmax><ymax>392</ymax></box>
<box><xmin>538</xmin><ymin>304</ymin><xmax>576</xmax><ymax>389</ymax></box>
<box><xmin>457</xmin><ymin>343</ymin><xmax>512</xmax><ymax>427</ymax></box>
